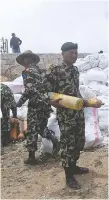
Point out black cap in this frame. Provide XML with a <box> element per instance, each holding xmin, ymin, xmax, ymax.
<box><xmin>61</xmin><ymin>42</ymin><xmax>78</xmax><ymax>51</ymax></box>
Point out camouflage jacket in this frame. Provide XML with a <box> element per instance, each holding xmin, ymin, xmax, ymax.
<box><xmin>17</xmin><ymin>64</ymin><xmax>51</xmax><ymax>110</ymax></box>
<box><xmin>44</xmin><ymin>62</ymin><xmax>84</xmax><ymax>119</ymax></box>
<box><xmin>22</xmin><ymin>66</ymin><xmax>46</xmax><ymax>87</ymax></box>
<box><xmin>1</xmin><ymin>83</ymin><xmax>17</xmax><ymax>118</ymax></box>
<box><xmin>44</xmin><ymin>62</ymin><xmax>82</xmax><ymax>97</ymax></box>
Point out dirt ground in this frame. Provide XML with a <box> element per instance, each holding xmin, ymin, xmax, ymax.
<box><xmin>1</xmin><ymin>142</ymin><xmax>108</xmax><ymax>199</ymax></box>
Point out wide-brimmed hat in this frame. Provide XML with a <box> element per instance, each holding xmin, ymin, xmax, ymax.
<box><xmin>16</xmin><ymin>50</ymin><xmax>40</xmax><ymax>66</ymax></box>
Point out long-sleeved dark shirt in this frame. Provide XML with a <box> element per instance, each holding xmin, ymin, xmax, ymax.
<box><xmin>10</xmin><ymin>37</ymin><xmax>22</xmax><ymax>48</ymax></box>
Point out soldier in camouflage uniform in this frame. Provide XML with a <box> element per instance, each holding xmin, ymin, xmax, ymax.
<box><xmin>16</xmin><ymin>50</ymin><xmax>59</xmax><ymax>165</ymax></box>
<box><xmin>1</xmin><ymin>83</ymin><xmax>17</xmax><ymax>153</ymax></box>
<box><xmin>44</xmin><ymin>42</ymin><xmax>104</xmax><ymax>189</ymax></box>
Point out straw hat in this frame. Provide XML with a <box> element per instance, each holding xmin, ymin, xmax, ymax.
<box><xmin>16</xmin><ymin>50</ymin><xmax>40</xmax><ymax>66</ymax></box>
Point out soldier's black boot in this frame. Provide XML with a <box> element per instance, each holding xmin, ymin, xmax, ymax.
<box><xmin>64</xmin><ymin>167</ymin><xmax>81</xmax><ymax>189</ymax></box>
<box><xmin>24</xmin><ymin>151</ymin><xmax>37</xmax><ymax>165</ymax></box>
<box><xmin>73</xmin><ymin>160</ymin><xmax>89</xmax><ymax>174</ymax></box>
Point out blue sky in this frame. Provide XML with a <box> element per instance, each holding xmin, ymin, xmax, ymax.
<box><xmin>0</xmin><ymin>0</ymin><xmax>108</xmax><ymax>53</ymax></box>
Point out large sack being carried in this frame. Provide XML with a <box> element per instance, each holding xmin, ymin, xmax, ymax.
<box><xmin>40</xmin><ymin>112</ymin><xmax>60</xmax><ymax>153</ymax></box>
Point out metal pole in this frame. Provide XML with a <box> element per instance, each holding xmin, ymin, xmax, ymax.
<box><xmin>0</xmin><ymin>37</ymin><xmax>8</xmax><ymax>53</ymax></box>
<box><xmin>6</xmin><ymin>39</ymin><xmax>8</xmax><ymax>53</ymax></box>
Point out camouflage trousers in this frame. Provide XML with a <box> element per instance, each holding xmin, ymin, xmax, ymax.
<box><xmin>1</xmin><ymin>116</ymin><xmax>10</xmax><ymax>146</ymax></box>
<box><xmin>57</xmin><ymin>109</ymin><xmax>85</xmax><ymax>168</ymax></box>
<box><xmin>26</xmin><ymin>107</ymin><xmax>52</xmax><ymax>152</ymax></box>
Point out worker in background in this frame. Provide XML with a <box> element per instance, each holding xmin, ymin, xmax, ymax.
<box><xmin>98</xmin><ymin>50</ymin><xmax>103</xmax><ymax>54</ymax></box>
<box><xmin>44</xmin><ymin>42</ymin><xmax>104</xmax><ymax>189</ymax></box>
<box><xmin>16</xmin><ymin>50</ymin><xmax>59</xmax><ymax>165</ymax></box>
<box><xmin>1</xmin><ymin>83</ymin><xmax>18</xmax><ymax>154</ymax></box>
<box><xmin>10</xmin><ymin>33</ymin><xmax>22</xmax><ymax>53</ymax></box>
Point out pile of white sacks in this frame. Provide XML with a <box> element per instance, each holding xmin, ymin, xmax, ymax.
<box><xmin>78</xmin><ymin>53</ymin><xmax>108</xmax><ymax>135</ymax></box>
<box><xmin>1</xmin><ymin>53</ymin><xmax>108</xmax><ymax>152</ymax></box>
